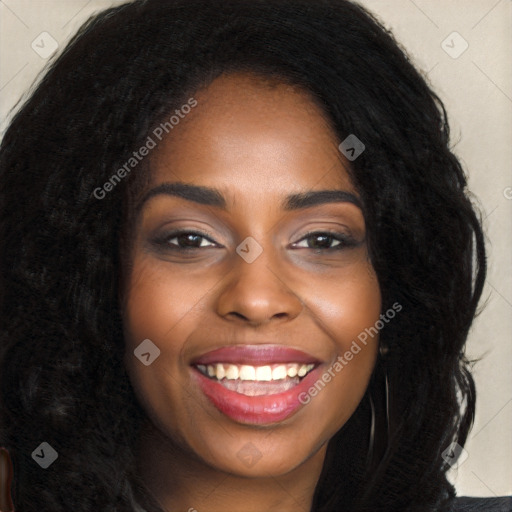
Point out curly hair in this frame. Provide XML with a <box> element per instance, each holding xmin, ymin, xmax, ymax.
<box><xmin>0</xmin><ymin>0</ymin><xmax>486</xmax><ymax>510</ymax></box>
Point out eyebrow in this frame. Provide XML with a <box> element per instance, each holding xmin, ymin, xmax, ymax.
<box><xmin>137</xmin><ymin>182</ymin><xmax>362</xmax><ymax>212</ymax></box>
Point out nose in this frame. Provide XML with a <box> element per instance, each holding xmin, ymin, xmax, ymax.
<box><xmin>215</xmin><ymin>242</ymin><xmax>303</xmax><ymax>326</ymax></box>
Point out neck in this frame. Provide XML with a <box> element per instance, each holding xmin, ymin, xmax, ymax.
<box><xmin>135</xmin><ymin>421</ymin><xmax>327</xmax><ymax>512</ymax></box>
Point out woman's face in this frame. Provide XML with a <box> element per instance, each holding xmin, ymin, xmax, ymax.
<box><xmin>123</xmin><ymin>73</ymin><xmax>381</xmax><ymax>477</ymax></box>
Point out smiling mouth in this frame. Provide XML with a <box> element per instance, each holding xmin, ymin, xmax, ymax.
<box><xmin>190</xmin><ymin>344</ymin><xmax>323</xmax><ymax>423</ymax></box>
<box><xmin>194</xmin><ymin>362</ymin><xmax>316</xmax><ymax>396</ymax></box>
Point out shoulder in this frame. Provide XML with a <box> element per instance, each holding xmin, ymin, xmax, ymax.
<box><xmin>451</xmin><ymin>496</ymin><xmax>512</xmax><ymax>511</ymax></box>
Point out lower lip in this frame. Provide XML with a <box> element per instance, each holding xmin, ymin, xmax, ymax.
<box><xmin>191</xmin><ymin>365</ymin><xmax>323</xmax><ymax>425</ymax></box>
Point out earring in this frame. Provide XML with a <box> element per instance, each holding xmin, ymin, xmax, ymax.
<box><xmin>379</xmin><ymin>344</ymin><xmax>390</xmax><ymax>434</ymax></box>
<box><xmin>379</xmin><ymin>343</ymin><xmax>389</xmax><ymax>358</ymax></box>
<box><xmin>365</xmin><ymin>391</ymin><xmax>376</xmax><ymax>470</ymax></box>
<box><xmin>383</xmin><ymin>365</ymin><xmax>390</xmax><ymax>438</ymax></box>
<box><xmin>365</xmin><ymin>346</ymin><xmax>391</xmax><ymax>475</ymax></box>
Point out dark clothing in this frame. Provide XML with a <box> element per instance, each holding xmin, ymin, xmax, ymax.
<box><xmin>452</xmin><ymin>496</ymin><xmax>512</xmax><ymax>511</ymax></box>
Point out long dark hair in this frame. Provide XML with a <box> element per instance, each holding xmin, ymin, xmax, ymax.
<box><xmin>0</xmin><ymin>0</ymin><xmax>486</xmax><ymax>510</ymax></box>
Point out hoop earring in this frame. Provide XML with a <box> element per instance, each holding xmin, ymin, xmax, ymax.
<box><xmin>379</xmin><ymin>344</ymin><xmax>390</xmax><ymax>441</ymax></box>
<box><xmin>365</xmin><ymin>390</ymin><xmax>376</xmax><ymax>470</ymax></box>
<box><xmin>365</xmin><ymin>344</ymin><xmax>390</xmax><ymax>474</ymax></box>
<box><xmin>379</xmin><ymin>344</ymin><xmax>389</xmax><ymax>441</ymax></box>
<box><xmin>383</xmin><ymin>366</ymin><xmax>390</xmax><ymax>437</ymax></box>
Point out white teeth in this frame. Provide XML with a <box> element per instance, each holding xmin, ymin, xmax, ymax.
<box><xmin>287</xmin><ymin>365</ymin><xmax>298</xmax><ymax>378</ymax></box>
<box><xmin>199</xmin><ymin>363</ymin><xmax>316</xmax><ymax>382</ymax></box>
<box><xmin>239</xmin><ymin>365</ymin><xmax>256</xmax><ymax>380</ymax></box>
<box><xmin>215</xmin><ymin>363</ymin><xmax>225</xmax><ymax>380</ymax></box>
<box><xmin>255</xmin><ymin>365</ymin><xmax>272</xmax><ymax>381</ymax></box>
<box><xmin>297</xmin><ymin>364</ymin><xmax>315</xmax><ymax>377</ymax></box>
<box><xmin>225</xmin><ymin>364</ymin><xmax>239</xmax><ymax>380</ymax></box>
<box><xmin>272</xmin><ymin>365</ymin><xmax>287</xmax><ymax>380</ymax></box>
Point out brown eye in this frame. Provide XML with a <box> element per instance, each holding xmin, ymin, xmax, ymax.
<box><xmin>155</xmin><ymin>230</ymin><xmax>218</xmax><ymax>250</ymax></box>
<box><xmin>292</xmin><ymin>231</ymin><xmax>357</xmax><ymax>251</ymax></box>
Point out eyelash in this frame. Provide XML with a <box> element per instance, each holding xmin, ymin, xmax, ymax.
<box><xmin>153</xmin><ymin>229</ymin><xmax>358</xmax><ymax>253</ymax></box>
<box><xmin>293</xmin><ymin>230</ymin><xmax>358</xmax><ymax>251</ymax></box>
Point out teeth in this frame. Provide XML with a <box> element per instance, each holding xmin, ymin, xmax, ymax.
<box><xmin>287</xmin><ymin>365</ymin><xmax>298</xmax><ymax>378</ymax></box>
<box><xmin>225</xmin><ymin>364</ymin><xmax>239</xmax><ymax>380</ymax></box>
<box><xmin>198</xmin><ymin>363</ymin><xmax>315</xmax><ymax>382</ymax></box>
<box><xmin>255</xmin><ymin>366</ymin><xmax>272</xmax><ymax>381</ymax></box>
<box><xmin>272</xmin><ymin>365</ymin><xmax>287</xmax><ymax>380</ymax></box>
<box><xmin>239</xmin><ymin>365</ymin><xmax>256</xmax><ymax>380</ymax></box>
<box><xmin>216</xmin><ymin>363</ymin><xmax>225</xmax><ymax>380</ymax></box>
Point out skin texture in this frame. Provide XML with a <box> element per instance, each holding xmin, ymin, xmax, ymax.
<box><xmin>122</xmin><ymin>73</ymin><xmax>382</xmax><ymax>512</ymax></box>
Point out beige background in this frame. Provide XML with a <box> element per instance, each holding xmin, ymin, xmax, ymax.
<box><xmin>1</xmin><ymin>0</ymin><xmax>510</xmax><ymax>498</ymax></box>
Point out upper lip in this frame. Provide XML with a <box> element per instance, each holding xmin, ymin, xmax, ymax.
<box><xmin>191</xmin><ymin>344</ymin><xmax>322</xmax><ymax>366</ymax></box>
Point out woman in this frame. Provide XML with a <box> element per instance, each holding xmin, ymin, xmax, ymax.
<box><xmin>0</xmin><ymin>0</ymin><xmax>510</xmax><ymax>510</ymax></box>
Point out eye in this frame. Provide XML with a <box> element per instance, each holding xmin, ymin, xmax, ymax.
<box><xmin>155</xmin><ymin>230</ymin><xmax>219</xmax><ymax>250</ymax></box>
<box><xmin>152</xmin><ymin>229</ymin><xmax>358</xmax><ymax>253</ymax></box>
<box><xmin>292</xmin><ymin>231</ymin><xmax>357</xmax><ymax>251</ymax></box>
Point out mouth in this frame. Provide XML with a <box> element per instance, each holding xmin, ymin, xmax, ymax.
<box><xmin>190</xmin><ymin>345</ymin><xmax>323</xmax><ymax>425</ymax></box>
<box><xmin>195</xmin><ymin>362</ymin><xmax>316</xmax><ymax>396</ymax></box>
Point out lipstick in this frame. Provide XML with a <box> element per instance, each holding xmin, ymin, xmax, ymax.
<box><xmin>190</xmin><ymin>345</ymin><xmax>323</xmax><ymax>425</ymax></box>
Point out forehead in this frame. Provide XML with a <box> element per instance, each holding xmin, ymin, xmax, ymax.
<box><xmin>148</xmin><ymin>72</ymin><xmax>355</xmax><ymax>196</ymax></box>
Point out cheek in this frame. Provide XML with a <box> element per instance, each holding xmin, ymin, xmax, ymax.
<box><xmin>121</xmin><ymin>256</ymin><xmax>214</xmax><ymax>440</ymax></box>
<box><xmin>122</xmin><ymin>256</ymin><xmax>215</xmax><ymax>347</ymax></box>
<box><xmin>294</xmin><ymin>265</ymin><xmax>381</xmax><ymax>426</ymax></box>
<box><xmin>121</xmin><ymin>256</ymin><xmax>209</xmax><ymax>400</ymax></box>
<box><xmin>301</xmin><ymin>263</ymin><xmax>381</xmax><ymax>350</ymax></box>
